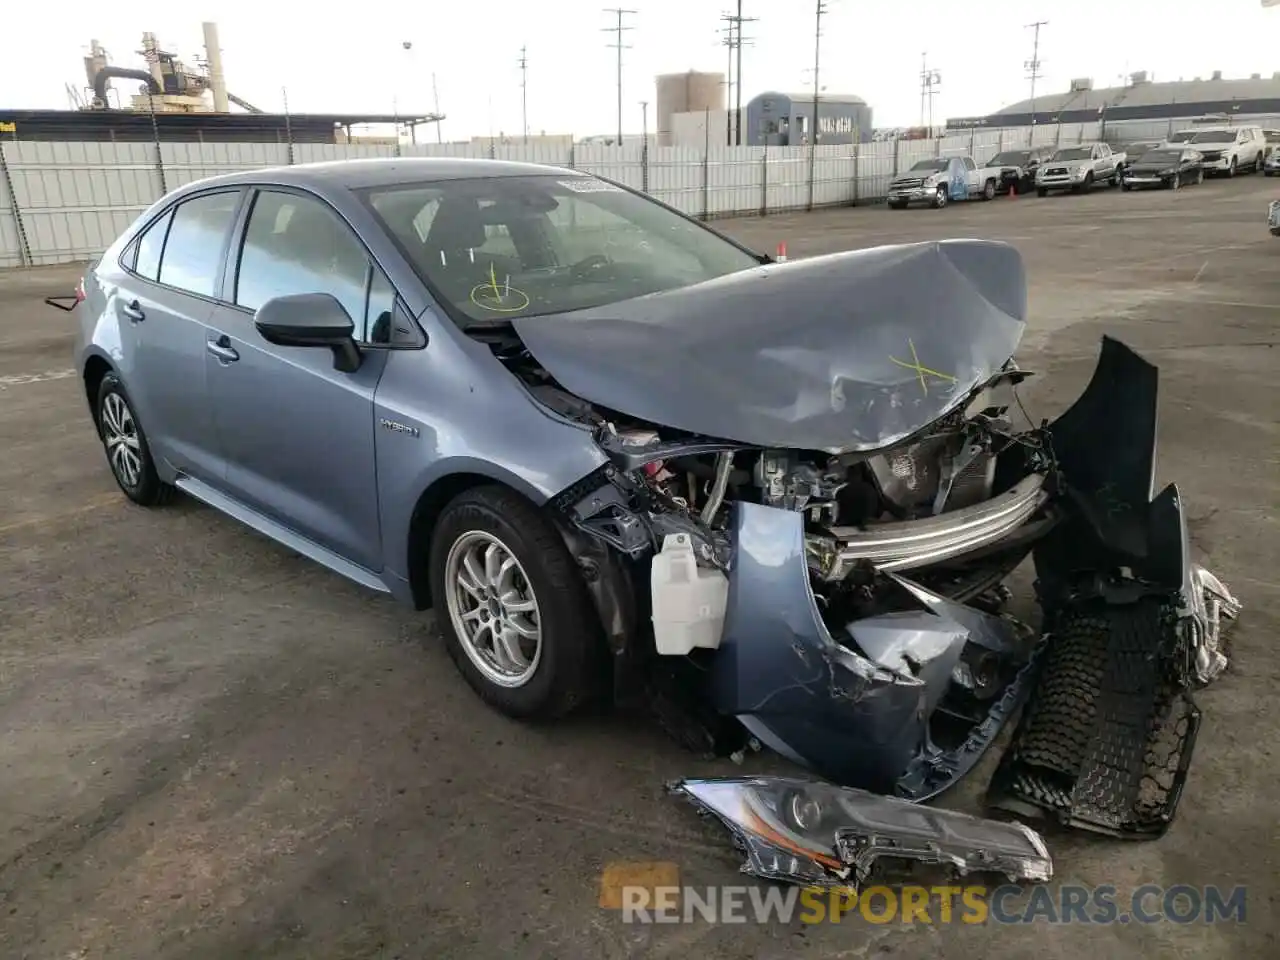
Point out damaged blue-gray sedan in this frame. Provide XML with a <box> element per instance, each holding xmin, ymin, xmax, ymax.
<box><xmin>72</xmin><ymin>158</ymin><xmax>1240</xmax><ymax>867</ymax></box>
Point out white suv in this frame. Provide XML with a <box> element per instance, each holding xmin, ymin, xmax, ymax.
<box><xmin>1169</xmin><ymin>126</ymin><xmax>1266</xmax><ymax>177</ymax></box>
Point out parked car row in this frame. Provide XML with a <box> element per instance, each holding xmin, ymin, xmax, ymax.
<box><xmin>887</xmin><ymin>125</ymin><xmax>1272</xmax><ymax>209</ymax></box>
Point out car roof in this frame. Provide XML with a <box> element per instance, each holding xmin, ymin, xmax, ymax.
<box><xmin>177</xmin><ymin>156</ymin><xmax>581</xmax><ymax>194</ymax></box>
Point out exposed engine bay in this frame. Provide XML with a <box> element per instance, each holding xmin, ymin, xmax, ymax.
<box><xmin>466</xmin><ymin>239</ymin><xmax>1241</xmax><ymax>863</ymax></box>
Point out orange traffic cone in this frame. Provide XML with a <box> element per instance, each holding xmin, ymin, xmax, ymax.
<box><xmin>776</xmin><ymin>242</ymin><xmax>788</xmax><ymax>262</ymax></box>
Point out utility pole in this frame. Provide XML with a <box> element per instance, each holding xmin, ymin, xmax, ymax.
<box><xmin>719</xmin><ymin>16</ymin><xmax>736</xmax><ymax>145</ymax></box>
<box><xmin>1025</xmin><ymin>21</ymin><xmax>1047</xmax><ymax>128</ymax></box>
<box><xmin>720</xmin><ymin>2</ymin><xmax>757</xmax><ymax>147</ymax></box>
<box><xmin>807</xmin><ymin>0</ymin><xmax>829</xmax><ymax>211</ymax></box>
<box><xmin>602</xmin><ymin>8</ymin><xmax>636</xmax><ymax>146</ymax></box>
<box><xmin>518</xmin><ymin>45</ymin><xmax>529</xmax><ymax>144</ymax></box>
<box><xmin>919</xmin><ymin>53</ymin><xmax>941</xmax><ymax>132</ymax></box>
<box><xmin>432</xmin><ymin>72</ymin><xmax>443</xmax><ymax>143</ymax></box>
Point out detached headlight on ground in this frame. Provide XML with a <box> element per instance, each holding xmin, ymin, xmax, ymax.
<box><xmin>670</xmin><ymin>776</ymin><xmax>1053</xmax><ymax>888</ymax></box>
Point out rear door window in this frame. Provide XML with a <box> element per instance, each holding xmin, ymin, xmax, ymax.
<box><xmin>157</xmin><ymin>191</ymin><xmax>241</xmax><ymax>297</ymax></box>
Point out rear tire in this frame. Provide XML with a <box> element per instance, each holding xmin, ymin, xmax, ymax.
<box><xmin>95</xmin><ymin>372</ymin><xmax>174</xmax><ymax>507</ymax></box>
<box><xmin>428</xmin><ymin>484</ymin><xmax>605</xmax><ymax>719</ymax></box>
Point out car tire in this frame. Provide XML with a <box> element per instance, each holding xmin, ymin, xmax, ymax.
<box><xmin>1169</xmin><ymin>174</ymin><xmax>1179</xmax><ymax>191</ymax></box>
<box><xmin>1228</xmin><ymin>157</ymin><xmax>1237</xmax><ymax>178</ymax></box>
<box><xmin>1083</xmin><ymin>172</ymin><xmax>1094</xmax><ymax>192</ymax></box>
<box><xmin>1197</xmin><ymin>168</ymin><xmax>1204</xmax><ymax>185</ymax></box>
<box><xmin>982</xmin><ymin>179</ymin><xmax>996</xmax><ymax>200</ymax></box>
<box><xmin>931</xmin><ymin>186</ymin><xmax>947</xmax><ymax>209</ymax></box>
<box><xmin>95</xmin><ymin>372</ymin><xmax>174</xmax><ymax>507</ymax></box>
<box><xmin>1036</xmin><ymin>187</ymin><xmax>1048</xmax><ymax>198</ymax></box>
<box><xmin>428</xmin><ymin>484</ymin><xmax>605</xmax><ymax>719</ymax></box>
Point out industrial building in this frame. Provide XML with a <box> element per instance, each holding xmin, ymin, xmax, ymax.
<box><xmin>949</xmin><ymin>71</ymin><xmax>1280</xmax><ymax>128</ymax></box>
<box><xmin>655</xmin><ymin>71</ymin><xmax>725</xmax><ymax>147</ymax></box>
<box><xmin>665</xmin><ymin>89</ymin><xmax>873</xmax><ymax>149</ymax></box>
<box><xmin>0</xmin><ymin>22</ymin><xmax>444</xmax><ymax>143</ymax></box>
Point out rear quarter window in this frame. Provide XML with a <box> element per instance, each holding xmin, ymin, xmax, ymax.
<box><xmin>131</xmin><ymin>209</ymin><xmax>172</xmax><ymax>281</ymax></box>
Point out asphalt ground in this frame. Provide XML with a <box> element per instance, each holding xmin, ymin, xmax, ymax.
<box><xmin>1</xmin><ymin>175</ymin><xmax>1277</xmax><ymax>959</ymax></box>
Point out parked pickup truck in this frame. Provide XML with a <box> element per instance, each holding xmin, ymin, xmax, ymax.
<box><xmin>1035</xmin><ymin>142</ymin><xmax>1126</xmax><ymax>195</ymax></box>
<box><xmin>887</xmin><ymin>155</ymin><xmax>1003</xmax><ymax>209</ymax></box>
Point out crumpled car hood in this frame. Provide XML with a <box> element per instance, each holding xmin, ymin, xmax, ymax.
<box><xmin>512</xmin><ymin>239</ymin><xmax>1027</xmax><ymax>452</ymax></box>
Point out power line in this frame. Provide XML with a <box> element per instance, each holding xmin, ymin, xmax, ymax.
<box><xmin>1025</xmin><ymin>21</ymin><xmax>1048</xmax><ymax>126</ymax></box>
<box><xmin>602</xmin><ymin>8</ymin><xmax>637</xmax><ymax>146</ymax></box>
<box><xmin>518</xmin><ymin>45</ymin><xmax>529</xmax><ymax>144</ymax></box>
<box><xmin>919</xmin><ymin>52</ymin><xmax>941</xmax><ymax>130</ymax></box>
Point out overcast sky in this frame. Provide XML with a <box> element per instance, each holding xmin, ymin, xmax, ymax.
<box><xmin>6</xmin><ymin>0</ymin><xmax>1279</xmax><ymax>138</ymax></box>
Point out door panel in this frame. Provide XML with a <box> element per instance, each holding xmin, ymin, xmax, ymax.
<box><xmin>205</xmin><ymin>305</ymin><xmax>387</xmax><ymax>569</ymax></box>
<box><xmin>120</xmin><ymin>283</ymin><xmax>219</xmax><ymax>480</ymax></box>
<box><xmin>203</xmin><ymin>187</ymin><xmax>392</xmax><ymax>570</ymax></box>
<box><xmin>115</xmin><ymin>191</ymin><xmax>242</xmax><ymax>481</ymax></box>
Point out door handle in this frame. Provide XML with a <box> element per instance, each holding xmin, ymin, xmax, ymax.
<box><xmin>122</xmin><ymin>300</ymin><xmax>145</xmax><ymax>322</ymax></box>
<box><xmin>206</xmin><ymin>335</ymin><xmax>239</xmax><ymax>364</ymax></box>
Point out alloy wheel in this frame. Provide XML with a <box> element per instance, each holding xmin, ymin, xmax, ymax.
<box><xmin>444</xmin><ymin>530</ymin><xmax>543</xmax><ymax>688</ymax></box>
<box><xmin>101</xmin><ymin>391</ymin><xmax>143</xmax><ymax>489</ymax></box>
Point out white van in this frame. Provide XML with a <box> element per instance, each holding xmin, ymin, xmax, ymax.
<box><xmin>1167</xmin><ymin>125</ymin><xmax>1266</xmax><ymax>176</ymax></box>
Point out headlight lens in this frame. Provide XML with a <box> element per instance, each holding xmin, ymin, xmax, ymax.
<box><xmin>669</xmin><ymin>777</ymin><xmax>1054</xmax><ymax>887</ymax></box>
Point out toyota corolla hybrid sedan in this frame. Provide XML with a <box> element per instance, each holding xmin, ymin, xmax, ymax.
<box><xmin>73</xmin><ymin>158</ymin><xmax>1238</xmax><ymax>812</ymax></box>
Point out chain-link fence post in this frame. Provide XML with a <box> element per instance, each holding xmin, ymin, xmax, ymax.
<box><xmin>147</xmin><ymin>95</ymin><xmax>167</xmax><ymax>195</ymax></box>
<box><xmin>806</xmin><ymin>140</ymin><xmax>816</xmax><ymax>212</ymax></box>
<box><xmin>892</xmin><ymin>137</ymin><xmax>900</xmax><ymax>178</ymax></box>
<box><xmin>641</xmin><ymin>137</ymin><xmax>649</xmax><ymax>194</ymax></box>
<box><xmin>0</xmin><ymin>140</ymin><xmax>32</xmax><ymax>267</ymax></box>
<box><xmin>852</xmin><ymin>142</ymin><xmax>860</xmax><ymax>205</ymax></box>
<box><xmin>282</xmin><ymin>87</ymin><xmax>295</xmax><ymax>165</ymax></box>
<box><xmin>760</xmin><ymin>145</ymin><xmax>768</xmax><ymax>217</ymax></box>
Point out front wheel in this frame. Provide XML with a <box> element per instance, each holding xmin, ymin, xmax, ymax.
<box><xmin>1228</xmin><ymin>157</ymin><xmax>1237</xmax><ymax>178</ymax></box>
<box><xmin>95</xmin><ymin>372</ymin><xmax>174</xmax><ymax>507</ymax></box>
<box><xmin>981</xmin><ymin>179</ymin><xmax>996</xmax><ymax>200</ymax></box>
<box><xmin>1082</xmin><ymin>172</ymin><xmax>1095</xmax><ymax>192</ymax></box>
<box><xmin>931</xmin><ymin>185</ymin><xmax>948</xmax><ymax>208</ymax></box>
<box><xmin>1169</xmin><ymin>174</ymin><xmax>1180</xmax><ymax>191</ymax></box>
<box><xmin>428</xmin><ymin>485</ymin><xmax>605</xmax><ymax>719</ymax></box>
<box><xmin>1196</xmin><ymin>168</ymin><xmax>1204</xmax><ymax>185</ymax></box>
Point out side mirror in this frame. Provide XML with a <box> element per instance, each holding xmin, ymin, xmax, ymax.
<box><xmin>254</xmin><ymin>293</ymin><xmax>362</xmax><ymax>373</ymax></box>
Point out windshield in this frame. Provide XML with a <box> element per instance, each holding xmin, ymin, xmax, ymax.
<box><xmin>909</xmin><ymin>159</ymin><xmax>949</xmax><ymax>172</ymax></box>
<box><xmin>1167</xmin><ymin>131</ymin><xmax>1196</xmax><ymax>143</ymax></box>
<box><xmin>1137</xmin><ymin>150</ymin><xmax>1181</xmax><ymax>164</ymax></box>
<box><xmin>1052</xmin><ymin>147</ymin><xmax>1092</xmax><ymax>160</ymax></box>
<box><xmin>990</xmin><ymin>151</ymin><xmax>1031</xmax><ymax>166</ymax></box>
<box><xmin>1191</xmin><ymin>130</ymin><xmax>1235</xmax><ymax>144</ymax></box>
<box><xmin>363</xmin><ymin>175</ymin><xmax>760</xmax><ymax>325</ymax></box>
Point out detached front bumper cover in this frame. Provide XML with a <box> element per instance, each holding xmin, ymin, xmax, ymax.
<box><xmin>670</xmin><ymin>776</ymin><xmax>1053</xmax><ymax>888</ymax></box>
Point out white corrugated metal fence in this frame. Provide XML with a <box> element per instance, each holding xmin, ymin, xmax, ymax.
<box><xmin>0</xmin><ymin>122</ymin><xmax>1108</xmax><ymax>267</ymax></box>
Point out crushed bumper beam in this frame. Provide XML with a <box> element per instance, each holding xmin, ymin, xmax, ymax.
<box><xmin>812</xmin><ymin>472</ymin><xmax>1049</xmax><ymax>577</ymax></box>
